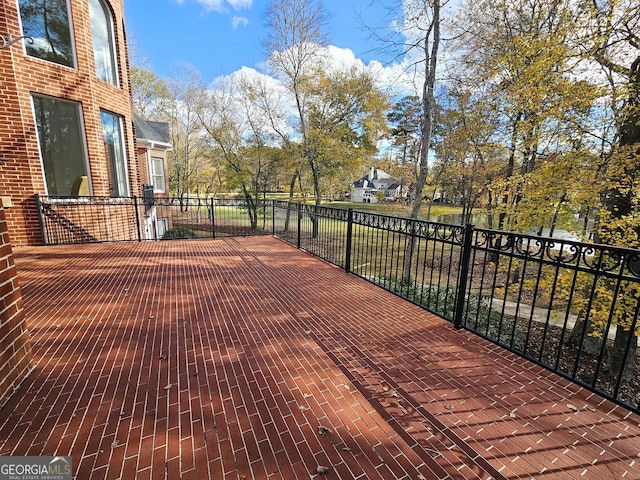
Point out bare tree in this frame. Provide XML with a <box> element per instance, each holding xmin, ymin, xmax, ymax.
<box><xmin>403</xmin><ymin>0</ymin><xmax>442</xmax><ymax>220</ymax></box>
<box><xmin>371</xmin><ymin>1</ymin><xmax>443</xmax><ymax>283</ymax></box>
<box><xmin>264</xmin><ymin>0</ymin><xmax>329</xmax><ymax>209</ymax></box>
<box><xmin>163</xmin><ymin>65</ymin><xmax>209</xmax><ymax>202</ymax></box>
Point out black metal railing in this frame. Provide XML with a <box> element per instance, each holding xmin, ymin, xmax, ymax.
<box><xmin>36</xmin><ymin>195</ymin><xmax>272</xmax><ymax>244</ymax></box>
<box><xmin>272</xmin><ymin>201</ymin><xmax>640</xmax><ymax>413</ymax></box>
<box><xmin>35</xmin><ymin>195</ymin><xmax>640</xmax><ymax>412</ymax></box>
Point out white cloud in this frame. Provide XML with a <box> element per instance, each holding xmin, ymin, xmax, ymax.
<box><xmin>232</xmin><ymin>16</ymin><xmax>249</xmax><ymax>29</ymax></box>
<box><xmin>194</xmin><ymin>0</ymin><xmax>225</xmax><ymax>12</ymax></box>
<box><xmin>188</xmin><ymin>0</ymin><xmax>251</xmax><ymax>12</ymax></box>
<box><xmin>322</xmin><ymin>45</ymin><xmax>418</xmax><ymax>96</ymax></box>
<box><xmin>205</xmin><ymin>45</ymin><xmax>421</xmax><ymax>145</ymax></box>
<box><xmin>227</xmin><ymin>0</ymin><xmax>252</xmax><ymax>10</ymax></box>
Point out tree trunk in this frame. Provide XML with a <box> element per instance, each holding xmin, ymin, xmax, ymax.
<box><xmin>309</xmin><ymin>156</ymin><xmax>321</xmax><ymax>238</ymax></box>
<box><xmin>602</xmin><ymin>55</ymin><xmax>640</xmax><ymax>376</ymax></box>
<box><xmin>609</xmin><ymin>328</ymin><xmax>637</xmax><ymax>382</ymax></box>
<box><xmin>283</xmin><ymin>171</ymin><xmax>298</xmax><ymax>232</ymax></box>
<box><xmin>403</xmin><ymin>1</ymin><xmax>440</xmax><ymax>284</ymax></box>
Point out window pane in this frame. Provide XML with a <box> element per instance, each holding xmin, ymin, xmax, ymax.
<box><xmin>33</xmin><ymin>96</ymin><xmax>89</xmax><ymax>196</ymax></box>
<box><xmin>89</xmin><ymin>0</ymin><xmax>118</xmax><ymax>84</ymax></box>
<box><xmin>100</xmin><ymin>111</ymin><xmax>129</xmax><ymax>197</ymax></box>
<box><xmin>150</xmin><ymin>157</ymin><xmax>165</xmax><ymax>192</ymax></box>
<box><xmin>18</xmin><ymin>0</ymin><xmax>74</xmax><ymax>67</ymax></box>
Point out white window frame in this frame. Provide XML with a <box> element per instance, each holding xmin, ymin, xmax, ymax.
<box><xmin>31</xmin><ymin>94</ymin><xmax>92</xmax><ymax>196</ymax></box>
<box><xmin>148</xmin><ymin>153</ymin><xmax>166</xmax><ymax>193</ymax></box>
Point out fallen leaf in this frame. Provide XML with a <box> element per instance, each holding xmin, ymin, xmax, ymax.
<box><xmin>509</xmin><ymin>411</ymin><xmax>517</xmax><ymax>418</ymax></box>
<box><xmin>164</xmin><ymin>384</ymin><xmax>173</xmax><ymax>390</ymax></box>
<box><xmin>418</xmin><ymin>475</ymin><xmax>427</xmax><ymax>480</ymax></box>
<box><xmin>317</xmin><ymin>425</ymin><xmax>331</xmax><ymax>436</ymax></box>
<box><xmin>444</xmin><ymin>404</ymin><xmax>453</xmax><ymax>411</ymax></box>
<box><xmin>315</xmin><ymin>466</ymin><xmax>329</xmax><ymax>474</ymax></box>
<box><xmin>567</xmin><ymin>404</ymin><xmax>579</xmax><ymax>412</ymax></box>
<box><xmin>159</xmin><ymin>355</ymin><xmax>168</xmax><ymax>360</ymax></box>
<box><xmin>342</xmin><ymin>447</ymin><xmax>351</xmax><ymax>452</ymax></box>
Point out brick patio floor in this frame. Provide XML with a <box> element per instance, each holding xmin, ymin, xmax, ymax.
<box><xmin>2</xmin><ymin>237</ymin><xmax>640</xmax><ymax>479</ymax></box>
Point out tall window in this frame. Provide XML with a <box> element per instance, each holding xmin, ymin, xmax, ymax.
<box><xmin>149</xmin><ymin>157</ymin><xmax>166</xmax><ymax>193</ymax></box>
<box><xmin>100</xmin><ymin>111</ymin><xmax>129</xmax><ymax>197</ymax></box>
<box><xmin>32</xmin><ymin>96</ymin><xmax>90</xmax><ymax>196</ymax></box>
<box><xmin>89</xmin><ymin>0</ymin><xmax>118</xmax><ymax>84</ymax></box>
<box><xmin>18</xmin><ymin>0</ymin><xmax>75</xmax><ymax>67</ymax></box>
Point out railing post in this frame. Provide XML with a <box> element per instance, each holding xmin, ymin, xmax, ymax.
<box><xmin>345</xmin><ymin>208</ymin><xmax>353</xmax><ymax>273</ymax></box>
<box><xmin>133</xmin><ymin>196</ymin><xmax>142</xmax><ymax>242</ymax></box>
<box><xmin>297</xmin><ymin>202</ymin><xmax>302</xmax><ymax>248</ymax></box>
<box><xmin>210</xmin><ymin>197</ymin><xmax>216</xmax><ymax>239</ymax></box>
<box><xmin>453</xmin><ymin>224</ymin><xmax>474</xmax><ymax>330</ymax></box>
<box><xmin>34</xmin><ymin>194</ymin><xmax>48</xmax><ymax>246</ymax></box>
<box><xmin>271</xmin><ymin>200</ymin><xmax>275</xmax><ymax>235</ymax></box>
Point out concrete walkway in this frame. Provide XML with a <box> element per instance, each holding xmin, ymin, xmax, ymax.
<box><xmin>1</xmin><ymin>237</ymin><xmax>639</xmax><ymax>479</ymax></box>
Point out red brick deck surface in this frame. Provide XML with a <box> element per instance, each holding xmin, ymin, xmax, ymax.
<box><xmin>2</xmin><ymin>237</ymin><xmax>640</xmax><ymax>479</ymax></box>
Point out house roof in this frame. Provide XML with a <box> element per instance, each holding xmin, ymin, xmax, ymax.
<box><xmin>135</xmin><ymin>114</ymin><xmax>171</xmax><ymax>148</ymax></box>
<box><xmin>353</xmin><ymin>168</ymin><xmax>397</xmax><ymax>190</ymax></box>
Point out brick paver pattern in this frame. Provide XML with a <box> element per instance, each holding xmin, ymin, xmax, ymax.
<box><xmin>1</xmin><ymin>237</ymin><xmax>640</xmax><ymax>479</ymax></box>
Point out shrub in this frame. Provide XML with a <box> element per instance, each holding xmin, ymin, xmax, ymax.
<box><xmin>161</xmin><ymin>226</ymin><xmax>197</xmax><ymax>240</ymax></box>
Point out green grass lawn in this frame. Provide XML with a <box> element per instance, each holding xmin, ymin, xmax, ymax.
<box><xmin>264</xmin><ymin>193</ymin><xmax>470</xmax><ymax>220</ymax></box>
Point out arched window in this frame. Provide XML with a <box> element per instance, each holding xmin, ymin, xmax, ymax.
<box><xmin>89</xmin><ymin>0</ymin><xmax>118</xmax><ymax>85</ymax></box>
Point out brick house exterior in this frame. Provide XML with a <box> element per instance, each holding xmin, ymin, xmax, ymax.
<box><xmin>135</xmin><ymin>115</ymin><xmax>171</xmax><ymax>201</ymax></box>
<box><xmin>0</xmin><ymin>198</ymin><xmax>32</xmax><ymax>407</ymax></box>
<box><xmin>0</xmin><ymin>0</ymin><xmax>158</xmax><ymax>404</ymax></box>
<box><xmin>0</xmin><ymin>0</ymin><xmax>139</xmax><ymax>247</ymax></box>
<box><xmin>135</xmin><ymin>115</ymin><xmax>172</xmax><ymax>239</ymax></box>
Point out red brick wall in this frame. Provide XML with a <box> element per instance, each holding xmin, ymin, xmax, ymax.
<box><xmin>0</xmin><ymin>201</ymin><xmax>32</xmax><ymax>407</ymax></box>
<box><xmin>0</xmin><ymin>0</ymin><xmax>139</xmax><ymax>246</ymax></box>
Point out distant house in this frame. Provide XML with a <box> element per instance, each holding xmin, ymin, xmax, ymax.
<box><xmin>351</xmin><ymin>168</ymin><xmax>408</xmax><ymax>203</ymax></box>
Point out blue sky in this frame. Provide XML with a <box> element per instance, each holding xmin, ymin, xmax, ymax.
<box><xmin>124</xmin><ymin>0</ymin><xmax>395</xmax><ymax>82</ymax></box>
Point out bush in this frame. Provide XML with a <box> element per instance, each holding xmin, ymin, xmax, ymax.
<box><xmin>161</xmin><ymin>227</ymin><xmax>197</xmax><ymax>240</ymax></box>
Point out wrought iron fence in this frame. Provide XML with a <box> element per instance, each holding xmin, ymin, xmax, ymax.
<box><xmin>35</xmin><ymin>195</ymin><xmax>640</xmax><ymax>412</ymax></box>
<box><xmin>35</xmin><ymin>195</ymin><xmax>272</xmax><ymax>244</ymax></box>
<box><xmin>273</xmin><ymin>202</ymin><xmax>640</xmax><ymax>413</ymax></box>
